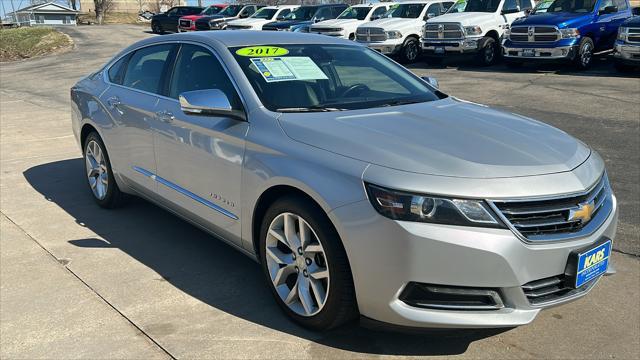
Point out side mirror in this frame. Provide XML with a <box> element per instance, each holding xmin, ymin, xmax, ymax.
<box><xmin>599</xmin><ymin>5</ymin><xmax>618</xmax><ymax>14</ymax></box>
<box><xmin>525</xmin><ymin>8</ymin><xmax>533</xmax><ymax>16</ymax></box>
<box><xmin>179</xmin><ymin>89</ymin><xmax>245</xmax><ymax>121</ymax></box>
<box><xmin>425</xmin><ymin>13</ymin><xmax>436</xmax><ymax>20</ymax></box>
<box><xmin>421</xmin><ymin>76</ymin><xmax>439</xmax><ymax>89</ymax></box>
<box><xmin>371</xmin><ymin>15</ymin><xmax>381</xmax><ymax>21</ymax></box>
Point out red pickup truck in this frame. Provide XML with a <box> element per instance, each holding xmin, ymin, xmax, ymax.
<box><xmin>178</xmin><ymin>4</ymin><xmax>227</xmax><ymax>32</ymax></box>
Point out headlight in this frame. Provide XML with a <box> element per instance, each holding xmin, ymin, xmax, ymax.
<box><xmin>560</xmin><ymin>28</ymin><xmax>580</xmax><ymax>39</ymax></box>
<box><xmin>386</xmin><ymin>30</ymin><xmax>402</xmax><ymax>39</ymax></box>
<box><xmin>209</xmin><ymin>20</ymin><xmax>223</xmax><ymax>28</ymax></box>
<box><xmin>618</xmin><ymin>27</ymin><xmax>628</xmax><ymax>41</ymax></box>
<box><xmin>365</xmin><ymin>183</ymin><xmax>505</xmax><ymax>228</ymax></box>
<box><xmin>464</xmin><ymin>26</ymin><xmax>482</xmax><ymax>36</ymax></box>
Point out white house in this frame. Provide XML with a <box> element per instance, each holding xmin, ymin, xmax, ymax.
<box><xmin>9</xmin><ymin>2</ymin><xmax>79</xmax><ymax>27</ymax></box>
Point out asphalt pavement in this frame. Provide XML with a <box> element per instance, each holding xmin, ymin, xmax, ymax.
<box><xmin>1</xmin><ymin>25</ymin><xmax>638</xmax><ymax>359</ymax></box>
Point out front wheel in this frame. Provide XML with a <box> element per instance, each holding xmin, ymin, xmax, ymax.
<box><xmin>399</xmin><ymin>37</ymin><xmax>420</xmax><ymax>64</ymax></box>
<box><xmin>259</xmin><ymin>196</ymin><xmax>357</xmax><ymax>330</ymax></box>
<box><xmin>151</xmin><ymin>21</ymin><xmax>163</xmax><ymax>34</ymax></box>
<box><xmin>573</xmin><ymin>37</ymin><xmax>594</xmax><ymax>70</ymax></box>
<box><xmin>475</xmin><ymin>36</ymin><xmax>498</xmax><ymax>66</ymax></box>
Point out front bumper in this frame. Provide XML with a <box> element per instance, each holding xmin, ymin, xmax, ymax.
<box><xmin>502</xmin><ymin>38</ymin><xmax>580</xmax><ymax>61</ymax></box>
<box><xmin>614</xmin><ymin>41</ymin><xmax>640</xmax><ymax>64</ymax></box>
<box><xmin>421</xmin><ymin>37</ymin><xmax>482</xmax><ymax>55</ymax></box>
<box><xmin>329</xmin><ymin>194</ymin><xmax>618</xmax><ymax>328</ymax></box>
<box><xmin>359</xmin><ymin>40</ymin><xmax>403</xmax><ymax>55</ymax></box>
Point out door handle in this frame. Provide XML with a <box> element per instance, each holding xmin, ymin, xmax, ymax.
<box><xmin>106</xmin><ymin>96</ymin><xmax>121</xmax><ymax>109</ymax></box>
<box><xmin>155</xmin><ymin>110</ymin><xmax>175</xmax><ymax>123</ymax></box>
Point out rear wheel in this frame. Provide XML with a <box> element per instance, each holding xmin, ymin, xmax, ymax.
<box><xmin>475</xmin><ymin>36</ymin><xmax>498</xmax><ymax>66</ymax></box>
<box><xmin>83</xmin><ymin>132</ymin><xmax>126</xmax><ymax>208</ymax></box>
<box><xmin>399</xmin><ymin>37</ymin><xmax>420</xmax><ymax>64</ymax></box>
<box><xmin>573</xmin><ymin>37</ymin><xmax>594</xmax><ymax>70</ymax></box>
<box><xmin>259</xmin><ymin>196</ymin><xmax>357</xmax><ymax>330</ymax></box>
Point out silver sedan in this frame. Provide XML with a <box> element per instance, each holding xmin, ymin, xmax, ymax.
<box><xmin>71</xmin><ymin>31</ymin><xmax>617</xmax><ymax>330</ymax></box>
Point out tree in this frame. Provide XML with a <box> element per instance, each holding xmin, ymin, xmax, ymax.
<box><xmin>94</xmin><ymin>0</ymin><xmax>115</xmax><ymax>24</ymax></box>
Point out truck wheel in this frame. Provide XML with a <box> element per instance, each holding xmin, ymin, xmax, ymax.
<box><xmin>475</xmin><ymin>36</ymin><xmax>498</xmax><ymax>66</ymax></box>
<box><xmin>151</xmin><ymin>21</ymin><xmax>163</xmax><ymax>34</ymax></box>
<box><xmin>399</xmin><ymin>37</ymin><xmax>420</xmax><ymax>64</ymax></box>
<box><xmin>574</xmin><ymin>37</ymin><xmax>594</xmax><ymax>70</ymax></box>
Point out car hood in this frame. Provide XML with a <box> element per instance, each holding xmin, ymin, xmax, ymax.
<box><xmin>512</xmin><ymin>12</ymin><xmax>593</xmax><ymax>28</ymax></box>
<box><xmin>198</xmin><ymin>14</ymin><xmax>231</xmax><ymax>22</ymax></box>
<box><xmin>264</xmin><ymin>19</ymin><xmax>310</xmax><ymax>28</ymax></box>
<box><xmin>364</xmin><ymin>17</ymin><xmax>423</xmax><ymax>30</ymax></box>
<box><xmin>428</xmin><ymin>12</ymin><xmax>497</xmax><ymax>26</ymax></box>
<box><xmin>312</xmin><ymin>19</ymin><xmax>360</xmax><ymax>28</ymax></box>
<box><xmin>228</xmin><ymin>17</ymin><xmax>266</xmax><ymax>25</ymax></box>
<box><xmin>277</xmin><ymin>98</ymin><xmax>590</xmax><ymax>179</ymax></box>
<box><xmin>622</xmin><ymin>16</ymin><xmax>640</xmax><ymax>27</ymax></box>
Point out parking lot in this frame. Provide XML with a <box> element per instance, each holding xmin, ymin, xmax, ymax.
<box><xmin>0</xmin><ymin>25</ymin><xmax>638</xmax><ymax>359</ymax></box>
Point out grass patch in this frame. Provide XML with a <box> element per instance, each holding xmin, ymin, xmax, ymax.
<box><xmin>0</xmin><ymin>27</ymin><xmax>71</xmax><ymax>62</ymax></box>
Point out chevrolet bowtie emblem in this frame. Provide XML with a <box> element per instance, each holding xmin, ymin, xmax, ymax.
<box><xmin>568</xmin><ymin>201</ymin><xmax>595</xmax><ymax>223</ymax></box>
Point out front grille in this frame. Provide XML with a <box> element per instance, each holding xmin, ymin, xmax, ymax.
<box><xmin>509</xmin><ymin>26</ymin><xmax>560</xmax><ymax>43</ymax></box>
<box><xmin>628</xmin><ymin>28</ymin><xmax>640</xmax><ymax>43</ymax></box>
<box><xmin>424</xmin><ymin>23</ymin><xmax>464</xmax><ymax>40</ymax></box>
<box><xmin>195</xmin><ymin>21</ymin><xmax>210</xmax><ymax>31</ymax></box>
<box><xmin>491</xmin><ymin>175</ymin><xmax>611</xmax><ymax>241</ymax></box>
<box><xmin>312</xmin><ymin>27</ymin><xmax>342</xmax><ymax>33</ymax></box>
<box><xmin>356</xmin><ymin>27</ymin><xmax>386</xmax><ymax>42</ymax></box>
<box><xmin>179</xmin><ymin>19</ymin><xmax>192</xmax><ymax>28</ymax></box>
<box><xmin>522</xmin><ymin>274</ymin><xmax>594</xmax><ymax>306</ymax></box>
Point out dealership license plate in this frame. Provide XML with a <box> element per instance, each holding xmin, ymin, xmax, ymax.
<box><xmin>575</xmin><ymin>240</ymin><xmax>611</xmax><ymax>288</ymax></box>
<box><xmin>434</xmin><ymin>46</ymin><xmax>445</xmax><ymax>54</ymax></box>
<box><xmin>522</xmin><ymin>49</ymin><xmax>535</xmax><ymax>57</ymax></box>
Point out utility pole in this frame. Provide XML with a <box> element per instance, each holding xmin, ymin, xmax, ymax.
<box><xmin>9</xmin><ymin>0</ymin><xmax>19</xmax><ymax>25</ymax></box>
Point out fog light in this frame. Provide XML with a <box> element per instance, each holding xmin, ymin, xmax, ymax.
<box><xmin>399</xmin><ymin>282</ymin><xmax>505</xmax><ymax>310</ymax></box>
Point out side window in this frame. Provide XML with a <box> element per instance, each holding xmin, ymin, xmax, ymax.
<box><xmin>108</xmin><ymin>53</ymin><xmax>130</xmax><ymax>85</ymax></box>
<box><xmin>169</xmin><ymin>44</ymin><xmax>241</xmax><ymax>109</ymax></box>
<box><xmin>598</xmin><ymin>0</ymin><xmax>614</xmax><ymax>10</ymax></box>
<box><xmin>613</xmin><ymin>0</ymin><xmax>628</xmax><ymax>10</ymax></box>
<box><xmin>332</xmin><ymin>6</ymin><xmax>346</xmax><ymax>17</ymax></box>
<box><xmin>122</xmin><ymin>44</ymin><xmax>174</xmax><ymax>94</ymax></box>
<box><xmin>503</xmin><ymin>0</ymin><xmax>520</xmax><ymax>11</ymax></box>
<box><xmin>314</xmin><ymin>7</ymin><xmax>332</xmax><ymax>20</ymax></box>
<box><xmin>372</xmin><ymin>6</ymin><xmax>387</xmax><ymax>18</ymax></box>
<box><xmin>442</xmin><ymin>2</ymin><xmax>455</xmax><ymax>12</ymax></box>
<box><xmin>166</xmin><ymin>8</ymin><xmax>177</xmax><ymax>16</ymax></box>
<box><xmin>277</xmin><ymin>9</ymin><xmax>291</xmax><ymax>20</ymax></box>
<box><xmin>426</xmin><ymin>3</ymin><xmax>441</xmax><ymax>18</ymax></box>
<box><xmin>518</xmin><ymin>0</ymin><xmax>532</xmax><ymax>10</ymax></box>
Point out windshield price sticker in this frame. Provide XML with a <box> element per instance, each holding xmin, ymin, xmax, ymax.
<box><xmin>236</xmin><ymin>46</ymin><xmax>289</xmax><ymax>57</ymax></box>
<box><xmin>251</xmin><ymin>57</ymin><xmax>329</xmax><ymax>83</ymax></box>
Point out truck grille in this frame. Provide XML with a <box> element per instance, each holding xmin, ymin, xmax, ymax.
<box><xmin>179</xmin><ymin>19</ymin><xmax>192</xmax><ymax>28</ymax></box>
<box><xmin>490</xmin><ymin>175</ymin><xmax>612</xmax><ymax>242</ymax></box>
<box><xmin>522</xmin><ymin>274</ymin><xmax>595</xmax><ymax>306</ymax></box>
<box><xmin>356</xmin><ymin>27</ymin><xmax>386</xmax><ymax>42</ymax></box>
<box><xmin>423</xmin><ymin>23</ymin><xmax>464</xmax><ymax>40</ymax></box>
<box><xmin>627</xmin><ymin>27</ymin><xmax>640</xmax><ymax>43</ymax></box>
<box><xmin>312</xmin><ymin>27</ymin><xmax>342</xmax><ymax>33</ymax></box>
<box><xmin>195</xmin><ymin>21</ymin><xmax>210</xmax><ymax>31</ymax></box>
<box><xmin>509</xmin><ymin>26</ymin><xmax>560</xmax><ymax>43</ymax></box>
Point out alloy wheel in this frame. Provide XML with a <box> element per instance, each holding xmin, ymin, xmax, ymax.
<box><xmin>405</xmin><ymin>41</ymin><xmax>418</xmax><ymax>62</ymax></box>
<box><xmin>85</xmin><ymin>140</ymin><xmax>108</xmax><ymax>200</ymax></box>
<box><xmin>580</xmin><ymin>42</ymin><xmax>592</xmax><ymax>67</ymax></box>
<box><xmin>485</xmin><ymin>42</ymin><xmax>495</xmax><ymax>64</ymax></box>
<box><xmin>265</xmin><ymin>212</ymin><xmax>330</xmax><ymax>317</ymax></box>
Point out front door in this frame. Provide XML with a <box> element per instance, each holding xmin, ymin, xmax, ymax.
<box><xmin>99</xmin><ymin>43</ymin><xmax>176</xmax><ymax>196</ymax></box>
<box><xmin>153</xmin><ymin>44</ymin><xmax>247</xmax><ymax>244</ymax></box>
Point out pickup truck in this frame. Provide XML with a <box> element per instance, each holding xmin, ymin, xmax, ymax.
<box><xmin>613</xmin><ymin>12</ymin><xmax>640</xmax><ymax>71</ymax></box>
<box><xmin>262</xmin><ymin>4</ymin><xmax>348</xmax><ymax>32</ymax></box>
<box><xmin>309</xmin><ymin>3</ymin><xmax>392</xmax><ymax>40</ymax></box>
<box><xmin>151</xmin><ymin>6</ymin><xmax>204</xmax><ymax>33</ymax></box>
<box><xmin>226</xmin><ymin>5</ymin><xmax>299</xmax><ymax>30</ymax></box>
<box><xmin>194</xmin><ymin>4</ymin><xmax>262</xmax><ymax>31</ymax></box>
<box><xmin>177</xmin><ymin>4</ymin><xmax>226</xmax><ymax>32</ymax></box>
<box><xmin>502</xmin><ymin>0</ymin><xmax>634</xmax><ymax>69</ymax></box>
<box><xmin>356</xmin><ymin>1</ymin><xmax>454</xmax><ymax>63</ymax></box>
<box><xmin>422</xmin><ymin>0</ymin><xmax>534</xmax><ymax>66</ymax></box>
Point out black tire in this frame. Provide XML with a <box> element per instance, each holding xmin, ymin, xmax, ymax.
<box><xmin>83</xmin><ymin>132</ymin><xmax>127</xmax><ymax>209</ymax></box>
<box><xmin>259</xmin><ymin>195</ymin><xmax>358</xmax><ymax>331</ymax></box>
<box><xmin>573</xmin><ymin>37</ymin><xmax>594</xmax><ymax>70</ymax></box>
<box><xmin>614</xmin><ymin>60</ymin><xmax>635</xmax><ymax>73</ymax></box>
<box><xmin>151</xmin><ymin>21</ymin><xmax>163</xmax><ymax>34</ymax></box>
<box><xmin>505</xmin><ymin>59</ymin><xmax>524</xmax><ymax>69</ymax></box>
<box><xmin>348</xmin><ymin>33</ymin><xmax>355</xmax><ymax>41</ymax></box>
<box><xmin>475</xmin><ymin>36</ymin><xmax>498</xmax><ymax>66</ymax></box>
<box><xmin>399</xmin><ymin>37</ymin><xmax>420</xmax><ymax>64</ymax></box>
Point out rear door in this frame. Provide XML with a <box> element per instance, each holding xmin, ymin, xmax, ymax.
<box><xmin>153</xmin><ymin>43</ymin><xmax>247</xmax><ymax>244</ymax></box>
<box><xmin>99</xmin><ymin>43</ymin><xmax>177</xmax><ymax>197</ymax></box>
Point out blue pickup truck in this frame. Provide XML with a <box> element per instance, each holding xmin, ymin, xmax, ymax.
<box><xmin>502</xmin><ymin>0</ymin><xmax>633</xmax><ymax>69</ymax></box>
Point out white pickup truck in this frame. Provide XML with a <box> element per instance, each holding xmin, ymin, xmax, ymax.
<box><xmin>226</xmin><ymin>5</ymin><xmax>299</xmax><ymax>30</ymax></box>
<box><xmin>356</xmin><ymin>1</ymin><xmax>454</xmax><ymax>63</ymax></box>
<box><xmin>422</xmin><ymin>0</ymin><xmax>534</xmax><ymax>66</ymax></box>
<box><xmin>309</xmin><ymin>3</ymin><xmax>392</xmax><ymax>40</ymax></box>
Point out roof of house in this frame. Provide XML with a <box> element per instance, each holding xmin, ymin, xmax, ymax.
<box><xmin>13</xmin><ymin>2</ymin><xmax>79</xmax><ymax>14</ymax></box>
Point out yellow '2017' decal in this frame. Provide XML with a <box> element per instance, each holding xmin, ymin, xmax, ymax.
<box><xmin>236</xmin><ymin>46</ymin><xmax>289</xmax><ymax>57</ymax></box>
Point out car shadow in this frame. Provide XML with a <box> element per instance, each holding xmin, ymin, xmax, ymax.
<box><xmin>410</xmin><ymin>55</ymin><xmax>640</xmax><ymax>78</ymax></box>
<box><xmin>23</xmin><ymin>158</ymin><xmax>510</xmax><ymax>356</ymax></box>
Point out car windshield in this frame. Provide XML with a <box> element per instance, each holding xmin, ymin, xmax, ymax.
<box><xmin>338</xmin><ymin>6</ymin><xmax>372</xmax><ymax>20</ymax></box>
<box><xmin>252</xmin><ymin>8</ymin><xmax>278</xmax><ymax>19</ymax></box>
<box><xmin>385</xmin><ymin>3</ymin><xmax>426</xmax><ymax>18</ymax></box>
<box><xmin>230</xmin><ymin>44</ymin><xmax>443</xmax><ymax>112</ymax></box>
<box><xmin>446</xmin><ymin>0</ymin><xmax>502</xmax><ymax>13</ymax></box>
<box><xmin>544</xmin><ymin>0</ymin><xmax>597</xmax><ymax>13</ymax></box>
<box><xmin>202</xmin><ymin>6</ymin><xmax>223</xmax><ymax>15</ymax></box>
<box><xmin>284</xmin><ymin>6</ymin><xmax>314</xmax><ymax>20</ymax></box>
<box><xmin>218</xmin><ymin>5</ymin><xmax>243</xmax><ymax>17</ymax></box>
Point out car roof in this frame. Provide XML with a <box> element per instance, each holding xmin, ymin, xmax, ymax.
<box><xmin>140</xmin><ymin>31</ymin><xmax>357</xmax><ymax>49</ymax></box>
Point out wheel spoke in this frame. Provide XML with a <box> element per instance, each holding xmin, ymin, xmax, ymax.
<box><xmin>310</xmin><ymin>268</ymin><xmax>329</xmax><ymax>280</ymax></box>
<box><xmin>309</xmin><ymin>277</ymin><xmax>326</xmax><ymax>309</ymax></box>
<box><xmin>298</xmin><ymin>217</ymin><xmax>310</xmax><ymax>251</ymax></box>
<box><xmin>268</xmin><ymin>229</ymin><xmax>292</xmax><ymax>251</ymax></box>
<box><xmin>266</xmin><ymin>246</ymin><xmax>293</xmax><ymax>266</ymax></box>
<box><xmin>304</xmin><ymin>244</ymin><xmax>323</xmax><ymax>254</ymax></box>
<box><xmin>272</xmin><ymin>264</ymin><xmax>295</xmax><ymax>286</ymax></box>
<box><xmin>297</xmin><ymin>277</ymin><xmax>314</xmax><ymax>315</ymax></box>
<box><xmin>284</xmin><ymin>214</ymin><xmax>301</xmax><ymax>250</ymax></box>
<box><xmin>284</xmin><ymin>281</ymin><xmax>298</xmax><ymax>305</ymax></box>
